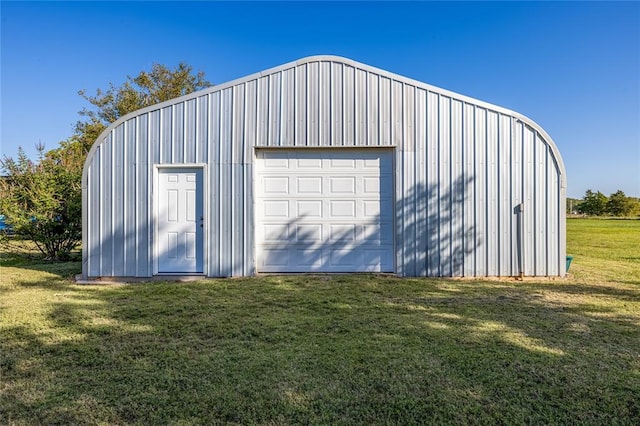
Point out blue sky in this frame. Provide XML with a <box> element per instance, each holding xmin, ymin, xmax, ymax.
<box><xmin>1</xmin><ymin>1</ymin><xmax>639</xmax><ymax>198</ymax></box>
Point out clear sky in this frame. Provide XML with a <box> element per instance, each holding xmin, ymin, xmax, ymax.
<box><xmin>1</xmin><ymin>1</ymin><xmax>639</xmax><ymax>198</ymax></box>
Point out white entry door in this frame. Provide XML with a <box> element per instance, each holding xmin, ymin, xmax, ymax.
<box><xmin>256</xmin><ymin>149</ymin><xmax>394</xmax><ymax>272</ymax></box>
<box><xmin>157</xmin><ymin>168</ymin><xmax>203</xmax><ymax>273</ymax></box>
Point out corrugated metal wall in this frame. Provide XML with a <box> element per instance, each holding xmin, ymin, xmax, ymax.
<box><xmin>82</xmin><ymin>56</ymin><xmax>566</xmax><ymax>278</ymax></box>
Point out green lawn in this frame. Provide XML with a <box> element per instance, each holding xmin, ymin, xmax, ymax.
<box><xmin>1</xmin><ymin>219</ymin><xmax>639</xmax><ymax>424</ymax></box>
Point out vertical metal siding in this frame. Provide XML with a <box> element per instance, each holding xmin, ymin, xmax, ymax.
<box><xmin>429</xmin><ymin>93</ymin><xmax>440</xmax><ymax>275</ymax></box>
<box><xmin>185</xmin><ymin>99</ymin><xmax>196</xmax><ymax>163</ymax></box>
<box><xmin>498</xmin><ymin>114</ymin><xmax>511</xmax><ymax>276</ymax></box>
<box><xmin>307</xmin><ymin>63</ymin><xmax>320</xmax><ymax>146</ymax></box>
<box><xmin>451</xmin><ymin>100</ymin><xmax>464</xmax><ymax>276</ymax></box>
<box><xmin>87</xmin><ymin>152</ymin><xmax>101</xmax><ymax>277</ymax></box>
<box><xmin>101</xmin><ymin>135</ymin><xmax>113</xmax><ymax>275</ymax></box>
<box><xmin>124</xmin><ymin>119</ymin><xmax>136</xmax><ymax>277</ymax></box>
<box><xmin>474</xmin><ymin>107</ymin><xmax>487</xmax><ymax>276</ymax></box>
<box><xmin>232</xmin><ymin>85</ymin><xmax>246</xmax><ymax>276</ymax></box>
<box><xmin>522</xmin><ymin>126</ymin><xmax>534</xmax><ymax>275</ymax></box>
<box><xmin>535</xmin><ymin>136</ymin><xmax>547</xmax><ymax>275</ymax></box>
<box><xmin>220</xmin><ymin>88</ymin><xmax>233</xmax><ymax>276</ymax></box>
<box><xmin>463</xmin><ymin>103</ymin><xmax>476</xmax><ymax>276</ymax></box>
<box><xmin>343</xmin><ymin>66</ymin><xmax>356</xmax><ymax>145</ymax></box>
<box><xmin>511</xmin><ymin>120</ymin><xmax>523</xmax><ymax>276</ymax></box>
<box><xmin>439</xmin><ymin>95</ymin><xmax>451</xmax><ymax>276</ymax></box>
<box><xmin>136</xmin><ymin>113</ymin><xmax>149</xmax><ymax>276</ymax></box>
<box><xmin>159</xmin><ymin>107</ymin><xmax>170</xmax><ymax>163</ymax></box>
<box><xmin>368</xmin><ymin>73</ymin><xmax>380</xmax><ymax>147</ymax></box>
<box><xmin>355</xmin><ymin>69</ymin><xmax>367</xmax><ymax>146</ymax></box>
<box><xmin>82</xmin><ymin>56</ymin><xmax>566</xmax><ymax>278</ymax></box>
<box><xmin>415</xmin><ymin>88</ymin><xmax>427</xmax><ymax>277</ymax></box>
<box><xmin>209</xmin><ymin>92</ymin><xmax>221</xmax><ymax>276</ymax></box>
<box><xmin>319</xmin><ymin>63</ymin><xmax>331</xmax><ymax>146</ymax></box>
<box><xmin>380</xmin><ymin>77</ymin><xmax>391</xmax><ymax>146</ymax></box>
<box><xmin>548</xmin><ymin>165</ymin><xmax>559</xmax><ymax>276</ymax></box>
<box><xmin>296</xmin><ymin>66</ymin><xmax>308</xmax><ymax>146</ymax></box>
<box><xmin>486</xmin><ymin>111</ymin><xmax>498</xmax><ymax>276</ymax></box>
<box><xmin>329</xmin><ymin>63</ymin><xmax>340</xmax><ymax>146</ymax></box>
<box><xmin>173</xmin><ymin>103</ymin><xmax>184</xmax><ymax>163</ymax></box>
<box><xmin>403</xmin><ymin>84</ymin><xmax>416</xmax><ymax>275</ymax></box>
<box><xmin>268</xmin><ymin>74</ymin><xmax>281</xmax><ymax>147</ymax></box>
<box><xmin>196</xmin><ymin>96</ymin><xmax>208</xmax><ymax>164</ymax></box>
<box><xmin>113</xmin><ymin>125</ymin><xmax>125</xmax><ymax>276</ymax></box>
<box><xmin>282</xmin><ymin>69</ymin><xmax>295</xmax><ymax>147</ymax></box>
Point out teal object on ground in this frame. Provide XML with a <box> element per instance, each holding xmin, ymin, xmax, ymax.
<box><xmin>566</xmin><ymin>256</ymin><xmax>574</xmax><ymax>272</ymax></box>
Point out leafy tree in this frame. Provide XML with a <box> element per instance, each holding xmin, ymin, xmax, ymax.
<box><xmin>1</xmin><ymin>63</ymin><xmax>210</xmax><ymax>260</ymax></box>
<box><xmin>607</xmin><ymin>190</ymin><xmax>637</xmax><ymax>217</ymax></box>
<box><xmin>75</xmin><ymin>62</ymin><xmax>211</xmax><ymax>153</ymax></box>
<box><xmin>0</xmin><ymin>145</ymin><xmax>82</xmax><ymax>260</ymax></box>
<box><xmin>577</xmin><ymin>190</ymin><xmax>608</xmax><ymax>216</ymax></box>
<box><xmin>630</xmin><ymin>198</ymin><xmax>640</xmax><ymax>216</ymax></box>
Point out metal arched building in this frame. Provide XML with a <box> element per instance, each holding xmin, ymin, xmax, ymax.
<box><xmin>81</xmin><ymin>56</ymin><xmax>566</xmax><ymax>279</ymax></box>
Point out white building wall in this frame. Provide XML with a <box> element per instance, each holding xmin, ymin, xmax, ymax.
<box><xmin>82</xmin><ymin>56</ymin><xmax>566</xmax><ymax>278</ymax></box>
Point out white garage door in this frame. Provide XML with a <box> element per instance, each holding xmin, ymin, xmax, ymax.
<box><xmin>255</xmin><ymin>149</ymin><xmax>394</xmax><ymax>272</ymax></box>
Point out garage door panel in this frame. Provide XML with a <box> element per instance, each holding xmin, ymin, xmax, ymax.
<box><xmin>330</xmin><ymin>200</ymin><xmax>356</xmax><ymax>218</ymax></box>
<box><xmin>363</xmin><ymin>177</ymin><xmax>380</xmax><ymax>193</ymax></box>
<box><xmin>297</xmin><ymin>177</ymin><xmax>322</xmax><ymax>194</ymax></box>
<box><xmin>329</xmin><ymin>249</ymin><xmax>357</xmax><ymax>267</ymax></box>
<box><xmin>363</xmin><ymin>200</ymin><xmax>381</xmax><ymax>217</ymax></box>
<box><xmin>256</xmin><ymin>149</ymin><xmax>394</xmax><ymax>273</ymax></box>
<box><xmin>330</xmin><ymin>224</ymin><xmax>357</xmax><ymax>242</ymax></box>
<box><xmin>297</xmin><ymin>200</ymin><xmax>322</xmax><ymax>217</ymax></box>
<box><xmin>262</xmin><ymin>224</ymin><xmax>290</xmax><ymax>242</ymax></box>
<box><xmin>261</xmin><ymin>249</ymin><xmax>290</xmax><ymax>267</ymax></box>
<box><xmin>296</xmin><ymin>224</ymin><xmax>323</xmax><ymax>242</ymax></box>
<box><xmin>263</xmin><ymin>200</ymin><xmax>290</xmax><ymax>218</ymax></box>
<box><xmin>296</xmin><ymin>249</ymin><xmax>323</xmax><ymax>268</ymax></box>
<box><xmin>263</xmin><ymin>176</ymin><xmax>289</xmax><ymax>194</ymax></box>
<box><xmin>330</xmin><ymin>177</ymin><xmax>356</xmax><ymax>194</ymax></box>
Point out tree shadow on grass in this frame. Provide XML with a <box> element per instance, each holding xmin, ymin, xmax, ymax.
<box><xmin>2</xmin><ymin>274</ymin><xmax>639</xmax><ymax>424</ymax></box>
<box><xmin>1</xmin><ymin>240</ymin><xmax>81</xmax><ymax>285</ymax></box>
<box><xmin>522</xmin><ymin>281</ymin><xmax>640</xmax><ymax>300</ymax></box>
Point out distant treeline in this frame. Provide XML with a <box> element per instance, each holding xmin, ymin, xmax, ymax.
<box><xmin>568</xmin><ymin>190</ymin><xmax>640</xmax><ymax>217</ymax></box>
